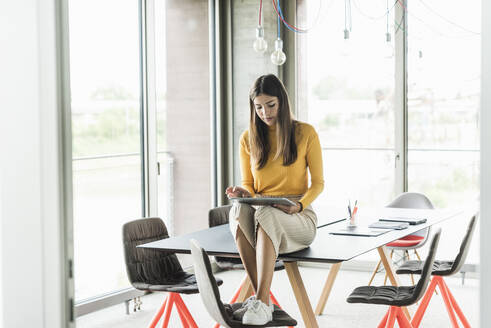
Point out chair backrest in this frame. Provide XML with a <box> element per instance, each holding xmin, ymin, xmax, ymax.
<box><xmin>386</xmin><ymin>192</ymin><xmax>434</xmax><ymax>240</ymax></box>
<box><xmin>410</xmin><ymin>228</ymin><xmax>441</xmax><ymax>305</ymax></box>
<box><xmin>209</xmin><ymin>205</ymin><xmax>232</xmax><ymax>227</ymax></box>
<box><xmin>122</xmin><ymin>218</ymin><xmax>184</xmax><ymax>287</ymax></box>
<box><xmin>386</xmin><ymin>192</ymin><xmax>435</xmax><ymax>210</ymax></box>
<box><xmin>448</xmin><ymin>214</ymin><xmax>478</xmax><ymax>275</ymax></box>
<box><xmin>209</xmin><ymin>205</ymin><xmax>243</xmax><ymax>266</ymax></box>
<box><xmin>190</xmin><ymin>239</ymin><xmax>232</xmax><ymax>328</ymax></box>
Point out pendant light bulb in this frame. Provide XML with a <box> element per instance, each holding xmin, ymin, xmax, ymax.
<box><xmin>384</xmin><ymin>32</ymin><xmax>394</xmax><ymax>58</ymax></box>
<box><xmin>271</xmin><ymin>38</ymin><xmax>286</xmax><ymax>66</ymax></box>
<box><xmin>253</xmin><ymin>25</ymin><xmax>268</xmax><ymax>54</ymax></box>
<box><xmin>341</xmin><ymin>29</ymin><xmax>351</xmax><ymax>57</ymax></box>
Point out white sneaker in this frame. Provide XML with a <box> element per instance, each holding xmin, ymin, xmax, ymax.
<box><xmin>233</xmin><ymin>296</ymin><xmax>275</xmax><ymax>320</ymax></box>
<box><xmin>242</xmin><ymin>300</ymin><xmax>273</xmax><ymax>325</ymax></box>
<box><xmin>233</xmin><ymin>295</ymin><xmax>256</xmax><ymax>320</ymax></box>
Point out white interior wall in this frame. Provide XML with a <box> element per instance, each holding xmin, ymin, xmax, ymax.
<box><xmin>0</xmin><ymin>1</ymin><xmax>44</xmax><ymax>326</ymax></box>
<box><xmin>0</xmin><ymin>176</ymin><xmax>3</xmax><ymax>326</ymax></box>
<box><xmin>480</xmin><ymin>0</ymin><xmax>490</xmax><ymax>325</ymax></box>
<box><xmin>0</xmin><ymin>1</ymin><xmax>69</xmax><ymax>328</ymax></box>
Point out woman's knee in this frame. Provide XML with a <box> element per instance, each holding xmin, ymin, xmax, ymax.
<box><xmin>232</xmin><ymin>203</ymin><xmax>255</xmax><ymax>221</ymax></box>
<box><xmin>236</xmin><ymin>225</ymin><xmax>252</xmax><ymax>243</ymax></box>
<box><xmin>256</xmin><ymin>224</ymin><xmax>274</xmax><ymax>245</ymax></box>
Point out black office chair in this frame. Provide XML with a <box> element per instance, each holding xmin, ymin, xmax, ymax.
<box><xmin>123</xmin><ymin>217</ymin><xmax>223</xmax><ymax>328</ymax></box>
<box><xmin>396</xmin><ymin>214</ymin><xmax>477</xmax><ymax>328</ymax></box>
<box><xmin>347</xmin><ymin>229</ymin><xmax>442</xmax><ymax>328</ymax></box>
<box><xmin>190</xmin><ymin>239</ymin><xmax>297</xmax><ymax>328</ymax></box>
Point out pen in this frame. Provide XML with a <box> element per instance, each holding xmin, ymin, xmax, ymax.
<box><xmin>352</xmin><ymin>201</ymin><xmax>358</xmax><ymax>217</ymax></box>
<box><xmin>348</xmin><ymin>201</ymin><xmax>352</xmax><ymax>218</ymax></box>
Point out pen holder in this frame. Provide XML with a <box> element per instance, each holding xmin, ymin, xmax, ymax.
<box><xmin>347</xmin><ymin>213</ymin><xmax>357</xmax><ymax>228</ymax></box>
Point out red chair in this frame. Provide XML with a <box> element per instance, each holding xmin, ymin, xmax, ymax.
<box><xmin>123</xmin><ymin>218</ymin><xmax>223</xmax><ymax>328</ymax></box>
<box><xmin>348</xmin><ymin>229</ymin><xmax>442</xmax><ymax>328</ymax></box>
<box><xmin>368</xmin><ymin>193</ymin><xmax>434</xmax><ymax>286</ymax></box>
<box><xmin>396</xmin><ymin>214</ymin><xmax>477</xmax><ymax>328</ymax></box>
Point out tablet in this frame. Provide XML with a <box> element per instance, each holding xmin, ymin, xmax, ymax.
<box><xmin>368</xmin><ymin>221</ymin><xmax>410</xmax><ymax>230</ymax></box>
<box><xmin>329</xmin><ymin>226</ymin><xmax>389</xmax><ymax>237</ymax></box>
<box><xmin>379</xmin><ymin>217</ymin><xmax>427</xmax><ymax>225</ymax></box>
<box><xmin>230</xmin><ymin>197</ymin><xmax>297</xmax><ymax>207</ymax></box>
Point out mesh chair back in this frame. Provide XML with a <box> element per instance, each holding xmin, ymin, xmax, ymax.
<box><xmin>386</xmin><ymin>192</ymin><xmax>434</xmax><ymax>240</ymax></box>
<box><xmin>190</xmin><ymin>239</ymin><xmax>232</xmax><ymax>328</ymax></box>
<box><xmin>411</xmin><ymin>228</ymin><xmax>441</xmax><ymax>304</ymax></box>
<box><xmin>122</xmin><ymin>218</ymin><xmax>184</xmax><ymax>287</ymax></box>
<box><xmin>448</xmin><ymin>214</ymin><xmax>478</xmax><ymax>275</ymax></box>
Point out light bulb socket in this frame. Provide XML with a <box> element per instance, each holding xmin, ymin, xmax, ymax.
<box><xmin>256</xmin><ymin>25</ymin><xmax>264</xmax><ymax>38</ymax></box>
<box><xmin>344</xmin><ymin>29</ymin><xmax>350</xmax><ymax>40</ymax></box>
<box><xmin>386</xmin><ymin>32</ymin><xmax>391</xmax><ymax>42</ymax></box>
<box><xmin>275</xmin><ymin>38</ymin><xmax>283</xmax><ymax>51</ymax></box>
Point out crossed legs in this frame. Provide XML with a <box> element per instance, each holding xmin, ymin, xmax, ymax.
<box><xmin>235</xmin><ymin>225</ymin><xmax>277</xmax><ymax>305</ymax></box>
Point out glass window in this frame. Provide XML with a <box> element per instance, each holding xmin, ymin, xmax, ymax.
<box><xmin>297</xmin><ymin>0</ymin><xmax>397</xmax><ymax>218</ymax></box>
<box><xmin>70</xmin><ymin>0</ymin><xmax>212</xmax><ymax>305</ymax></box>
<box><xmin>407</xmin><ymin>0</ymin><xmax>480</xmax><ymax>263</ymax></box>
<box><xmin>231</xmin><ymin>0</ymin><xmax>280</xmax><ymax>182</ymax></box>
<box><xmin>69</xmin><ymin>0</ymin><xmax>141</xmax><ymax>301</ymax></box>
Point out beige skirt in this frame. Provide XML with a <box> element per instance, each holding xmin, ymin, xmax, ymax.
<box><xmin>228</xmin><ymin>195</ymin><xmax>317</xmax><ymax>257</ymax></box>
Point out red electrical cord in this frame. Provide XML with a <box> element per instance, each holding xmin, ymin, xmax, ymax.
<box><xmin>272</xmin><ymin>0</ymin><xmax>304</xmax><ymax>32</ymax></box>
<box><xmin>397</xmin><ymin>0</ymin><xmax>408</xmax><ymax>12</ymax></box>
<box><xmin>272</xmin><ymin>0</ymin><xmax>321</xmax><ymax>33</ymax></box>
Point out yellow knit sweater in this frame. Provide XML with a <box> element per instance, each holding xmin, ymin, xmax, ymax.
<box><xmin>240</xmin><ymin>121</ymin><xmax>324</xmax><ymax>208</ymax></box>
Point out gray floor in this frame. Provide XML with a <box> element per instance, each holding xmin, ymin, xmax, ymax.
<box><xmin>76</xmin><ymin>266</ymin><xmax>479</xmax><ymax>327</ymax></box>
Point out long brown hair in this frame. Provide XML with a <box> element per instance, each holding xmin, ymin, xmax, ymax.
<box><xmin>249</xmin><ymin>74</ymin><xmax>297</xmax><ymax>169</ymax></box>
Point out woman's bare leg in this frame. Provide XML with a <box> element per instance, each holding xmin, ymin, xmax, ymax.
<box><xmin>236</xmin><ymin>227</ymin><xmax>258</xmax><ymax>292</ymax></box>
<box><xmin>255</xmin><ymin>225</ymin><xmax>277</xmax><ymax>305</ymax></box>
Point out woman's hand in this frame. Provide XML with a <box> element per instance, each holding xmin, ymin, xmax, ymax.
<box><xmin>273</xmin><ymin>201</ymin><xmax>302</xmax><ymax>214</ymax></box>
<box><xmin>225</xmin><ymin>186</ymin><xmax>252</xmax><ymax>199</ymax></box>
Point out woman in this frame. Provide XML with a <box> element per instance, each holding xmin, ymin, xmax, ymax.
<box><xmin>225</xmin><ymin>74</ymin><xmax>324</xmax><ymax>325</ymax></box>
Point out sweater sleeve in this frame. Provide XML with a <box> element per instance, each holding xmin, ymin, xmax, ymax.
<box><xmin>239</xmin><ymin>131</ymin><xmax>256</xmax><ymax>196</ymax></box>
<box><xmin>299</xmin><ymin>130</ymin><xmax>324</xmax><ymax>208</ymax></box>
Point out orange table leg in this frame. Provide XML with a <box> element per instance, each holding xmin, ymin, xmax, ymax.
<box><xmin>284</xmin><ymin>262</ymin><xmax>319</xmax><ymax>328</ymax></box>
